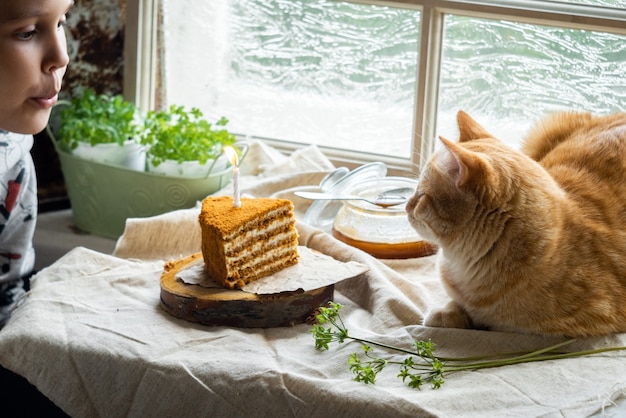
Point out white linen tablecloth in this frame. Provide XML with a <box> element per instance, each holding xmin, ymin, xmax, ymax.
<box><xmin>1</xmin><ymin>142</ymin><xmax>626</xmax><ymax>417</ymax></box>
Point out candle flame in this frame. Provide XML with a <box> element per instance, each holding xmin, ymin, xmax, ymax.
<box><xmin>223</xmin><ymin>146</ymin><xmax>239</xmax><ymax>167</ymax></box>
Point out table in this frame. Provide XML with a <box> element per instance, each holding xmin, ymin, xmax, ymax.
<box><xmin>2</xmin><ymin>142</ymin><xmax>626</xmax><ymax>417</ymax></box>
<box><xmin>2</xmin><ymin>219</ymin><xmax>626</xmax><ymax>417</ymax></box>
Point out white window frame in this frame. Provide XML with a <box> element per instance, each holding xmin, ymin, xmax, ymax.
<box><xmin>124</xmin><ymin>0</ymin><xmax>626</xmax><ymax>175</ymax></box>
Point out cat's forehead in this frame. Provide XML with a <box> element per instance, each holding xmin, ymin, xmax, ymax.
<box><xmin>430</xmin><ymin>144</ymin><xmax>458</xmax><ymax>173</ymax></box>
<box><xmin>418</xmin><ymin>150</ymin><xmax>452</xmax><ymax>185</ymax></box>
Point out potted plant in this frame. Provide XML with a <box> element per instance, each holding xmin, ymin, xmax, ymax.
<box><xmin>50</xmin><ymin>98</ymin><xmax>245</xmax><ymax>239</ymax></box>
<box><xmin>55</xmin><ymin>89</ymin><xmax>146</xmax><ymax>170</ymax></box>
<box><xmin>142</xmin><ymin>105</ymin><xmax>237</xmax><ymax>178</ymax></box>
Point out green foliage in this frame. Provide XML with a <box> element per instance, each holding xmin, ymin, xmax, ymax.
<box><xmin>348</xmin><ymin>346</ymin><xmax>387</xmax><ymax>385</ymax></box>
<box><xmin>55</xmin><ymin>91</ymin><xmax>237</xmax><ymax>168</ymax></box>
<box><xmin>57</xmin><ymin>89</ymin><xmax>143</xmax><ymax>149</ymax></box>
<box><xmin>311</xmin><ymin>302</ymin><xmax>626</xmax><ymax>390</ymax></box>
<box><xmin>142</xmin><ymin>105</ymin><xmax>236</xmax><ymax>166</ymax></box>
<box><xmin>311</xmin><ymin>301</ymin><xmax>349</xmax><ymax>350</ymax></box>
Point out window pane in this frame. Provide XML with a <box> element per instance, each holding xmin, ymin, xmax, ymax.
<box><xmin>546</xmin><ymin>0</ymin><xmax>626</xmax><ymax>8</ymax></box>
<box><xmin>162</xmin><ymin>0</ymin><xmax>420</xmax><ymax>158</ymax></box>
<box><xmin>438</xmin><ymin>15</ymin><xmax>626</xmax><ymax>149</ymax></box>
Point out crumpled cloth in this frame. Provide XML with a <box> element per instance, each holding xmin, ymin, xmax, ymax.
<box><xmin>1</xmin><ymin>142</ymin><xmax>626</xmax><ymax>417</ymax></box>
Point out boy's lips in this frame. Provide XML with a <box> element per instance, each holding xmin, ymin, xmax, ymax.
<box><xmin>32</xmin><ymin>92</ymin><xmax>59</xmax><ymax>109</ymax></box>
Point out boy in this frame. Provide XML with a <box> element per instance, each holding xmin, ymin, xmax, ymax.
<box><xmin>0</xmin><ymin>0</ymin><xmax>72</xmax><ymax>327</ymax></box>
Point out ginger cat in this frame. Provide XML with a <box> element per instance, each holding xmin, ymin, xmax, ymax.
<box><xmin>406</xmin><ymin>110</ymin><xmax>626</xmax><ymax>337</ymax></box>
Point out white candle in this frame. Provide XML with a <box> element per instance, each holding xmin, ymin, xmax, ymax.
<box><xmin>233</xmin><ymin>165</ymin><xmax>241</xmax><ymax>208</ymax></box>
<box><xmin>224</xmin><ymin>146</ymin><xmax>241</xmax><ymax>208</ymax></box>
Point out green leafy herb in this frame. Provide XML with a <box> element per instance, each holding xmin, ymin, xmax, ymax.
<box><xmin>142</xmin><ymin>105</ymin><xmax>236</xmax><ymax>166</ymax></box>
<box><xmin>311</xmin><ymin>302</ymin><xmax>626</xmax><ymax>389</ymax></box>
<box><xmin>57</xmin><ymin>89</ymin><xmax>143</xmax><ymax>149</ymax></box>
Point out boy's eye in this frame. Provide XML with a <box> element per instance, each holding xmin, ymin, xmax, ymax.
<box><xmin>58</xmin><ymin>15</ymin><xmax>68</xmax><ymax>30</ymax></box>
<box><xmin>16</xmin><ymin>30</ymin><xmax>37</xmax><ymax>40</ymax></box>
<box><xmin>14</xmin><ymin>15</ymin><xmax>67</xmax><ymax>40</ymax></box>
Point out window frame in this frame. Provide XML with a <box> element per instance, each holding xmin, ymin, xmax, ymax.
<box><xmin>124</xmin><ymin>0</ymin><xmax>626</xmax><ymax>175</ymax></box>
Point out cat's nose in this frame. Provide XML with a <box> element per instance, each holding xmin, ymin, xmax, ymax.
<box><xmin>405</xmin><ymin>190</ymin><xmax>425</xmax><ymax>214</ymax></box>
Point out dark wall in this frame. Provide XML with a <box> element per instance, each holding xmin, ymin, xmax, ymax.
<box><xmin>34</xmin><ymin>0</ymin><xmax>126</xmax><ymax>212</ymax></box>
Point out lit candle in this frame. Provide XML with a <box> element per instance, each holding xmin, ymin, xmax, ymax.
<box><xmin>224</xmin><ymin>146</ymin><xmax>241</xmax><ymax>208</ymax></box>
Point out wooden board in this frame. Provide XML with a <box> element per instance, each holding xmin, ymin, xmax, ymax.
<box><xmin>160</xmin><ymin>253</ymin><xmax>334</xmax><ymax>328</ymax></box>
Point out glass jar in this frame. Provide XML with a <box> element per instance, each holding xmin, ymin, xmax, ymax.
<box><xmin>331</xmin><ymin>177</ymin><xmax>438</xmax><ymax>259</ymax></box>
<box><xmin>303</xmin><ymin>162</ymin><xmax>387</xmax><ymax>232</ymax></box>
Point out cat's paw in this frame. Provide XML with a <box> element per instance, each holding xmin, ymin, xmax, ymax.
<box><xmin>423</xmin><ymin>301</ymin><xmax>472</xmax><ymax>329</ymax></box>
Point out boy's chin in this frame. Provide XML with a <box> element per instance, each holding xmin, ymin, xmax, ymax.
<box><xmin>30</xmin><ymin>110</ymin><xmax>53</xmax><ymax>134</ymax></box>
<box><xmin>5</xmin><ymin>112</ymin><xmax>53</xmax><ymax>135</ymax></box>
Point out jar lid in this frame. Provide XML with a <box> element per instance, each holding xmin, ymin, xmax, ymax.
<box><xmin>303</xmin><ymin>162</ymin><xmax>387</xmax><ymax>232</ymax></box>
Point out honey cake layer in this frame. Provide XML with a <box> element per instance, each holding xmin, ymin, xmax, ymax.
<box><xmin>199</xmin><ymin>196</ymin><xmax>295</xmax><ymax>238</ymax></box>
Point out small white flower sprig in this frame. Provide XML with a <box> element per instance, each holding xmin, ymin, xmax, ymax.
<box><xmin>311</xmin><ymin>302</ymin><xmax>626</xmax><ymax>389</ymax></box>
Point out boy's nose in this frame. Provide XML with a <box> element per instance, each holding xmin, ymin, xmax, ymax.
<box><xmin>44</xmin><ymin>29</ymin><xmax>70</xmax><ymax>74</ymax></box>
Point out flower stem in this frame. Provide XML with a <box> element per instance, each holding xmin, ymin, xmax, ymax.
<box><xmin>311</xmin><ymin>302</ymin><xmax>626</xmax><ymax>389</ymax></box>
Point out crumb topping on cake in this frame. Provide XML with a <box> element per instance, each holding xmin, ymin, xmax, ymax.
<box><xmin>199</xmin><ymin>196</ymin><xmax>294</xmax><ymax>237</ymax></box>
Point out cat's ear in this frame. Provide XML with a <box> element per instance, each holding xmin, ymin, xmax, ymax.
<box><xmin>457</xmin><ymin>110</ymin><xmax>493</xmax><ymax>142</ymax></box>
<box><xmin>438</xmin><ymin>136</ymin><xmax>484</xmax><ymax>188</ymax></box>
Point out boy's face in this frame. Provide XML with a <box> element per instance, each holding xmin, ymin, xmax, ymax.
<box><xmin>0</xmin><ymin>0</ymin><xmax>72</xmax><ymax>134</ymax></box>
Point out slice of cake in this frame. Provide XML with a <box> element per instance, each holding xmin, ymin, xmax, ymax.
<box><xmin>198</xmin><ymin>196</ymin><xmax>299</xmax><ymax>289</ymax></box>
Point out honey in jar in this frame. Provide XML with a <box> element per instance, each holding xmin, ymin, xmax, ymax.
<box><xmin>331</xmin><ymin>177</ymin><xmax>438</xmax><ymax>259</ymax></box>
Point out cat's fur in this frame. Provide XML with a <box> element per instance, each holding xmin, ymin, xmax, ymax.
<box><xmin>406</xmin><ymin>110</ymin><xmax>626</xmax><ymax>337</ymax></box>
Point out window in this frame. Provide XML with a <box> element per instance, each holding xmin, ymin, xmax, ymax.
<box><xmin>438</xmin><ymin>13</ymin><xmax>626</xmax><ymax>150</ymax></box>
<box><xmin>124</xmin><ymin>0</ymin><xmax>626</xmax><ymax>173</ymax></box>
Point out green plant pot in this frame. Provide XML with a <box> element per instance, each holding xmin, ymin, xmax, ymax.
<box><xmin>55</xmin><ymin>147</ymin><xmax>235</xmax><ymax>239</ymax></box>
<box><xmin>72</xmin><ymin>140</ymin><xmax>147</xmax><ymax>171</ymax></box>
<box><xmin>146</xmin><ymin>154</ymin><xmax>229</xmax><ymax>178</ymax></box>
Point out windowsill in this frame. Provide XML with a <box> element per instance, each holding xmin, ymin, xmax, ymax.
<box><xmin>33</xmin><ymin>209</ymin><xmax>117</xmax><ymax>272</ymax></box>
<box><xmin>260</xmin><ymin>138</ymin><xmax>418</xmax><ymax>177</ymax></box>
